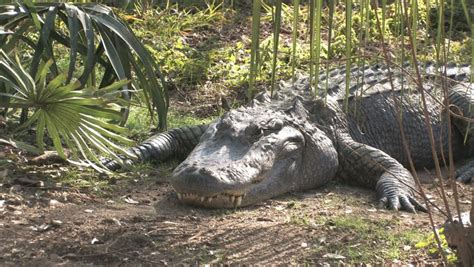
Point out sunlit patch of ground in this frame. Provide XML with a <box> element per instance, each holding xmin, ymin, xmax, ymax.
<box><xmin>0</xmin><ymin>148</ymin><xmax>470</xmax><ymax>265</ymax></box>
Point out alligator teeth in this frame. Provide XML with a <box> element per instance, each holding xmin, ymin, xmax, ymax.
<box><xmin>206</xmin><ymin>197</ymin><xmax>213</xmax><ymax>203</ymax></box>
<box><xmin>200</xmin><ymin>197</ymin><xmax>205</xmax><ymax>202</ymax></box>
<box><xmin>230</xmin><ymin>195</ymin><xmax>236</xmax><ymax>203</ymax></box>
<box><xmin>176</xmin><ymin>193</ymin><xmax>182</xmax><ymax>200</ymax></box>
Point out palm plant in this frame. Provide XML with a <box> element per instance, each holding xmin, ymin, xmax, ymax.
<box><xmin>0</xmin><ymin>2</ymin><xmax>168</xmax><ymax>170</ymax></box>
<box><xmin>0</xmin><ymin>2</ymin><xmax>167</xmax><ymax>128</ymax></box>
<box><xmin>0</xmin><ymin>50</ymin><xmax>134</xmax><ymax>172</ymax></box>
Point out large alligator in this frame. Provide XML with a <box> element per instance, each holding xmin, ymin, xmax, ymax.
<box><xmin>105</xmin><ymin>63</ymin><xmax>473</xmax><ymax>212</ymax></box>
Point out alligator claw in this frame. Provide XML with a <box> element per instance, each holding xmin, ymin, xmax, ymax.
<box><xmin>378</xmin><ymin>194</ymin><xmax>426</xmax><ymax>213</ymax></box>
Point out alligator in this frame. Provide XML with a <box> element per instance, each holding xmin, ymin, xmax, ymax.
<box><xmin>105</xmin><ymin>63</ymin><xmax>473</xmax><ymax>212</ymax></box>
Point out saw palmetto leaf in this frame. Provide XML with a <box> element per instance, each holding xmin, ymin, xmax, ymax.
<box><xmin>0</xmin><ymin>50</ymin><xmax>135</xmax><ymax>172</ymax></box>
<box><xmin>0</xmin><ymin>2</ymin><xmax>167</xmax><ymax>128</ymax></box>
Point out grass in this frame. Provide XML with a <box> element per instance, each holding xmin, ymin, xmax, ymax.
<box><xmin>121</xmin><ymin>1</ymin><xmax>471</xmax><ymax>111</ymax></box>
<box><xmin>126</xmin><ymin>106</ymin><xmax>216</xmax><ymax>142</ymax></box>
<box><xmin>288</xmin><ymin>213</ymin><xmax>428</xmax><ymax>263</ymax></box>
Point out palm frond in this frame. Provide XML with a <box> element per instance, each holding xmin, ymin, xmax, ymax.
<box><xmin>0</xmin><ymin>2</ymin><xmax>167</xmax><ymax>128</ymax></box>
<box><xmin>0</xmin><ymin>49</ymin><xmax>135</xmax><ymax>172</ymax></box>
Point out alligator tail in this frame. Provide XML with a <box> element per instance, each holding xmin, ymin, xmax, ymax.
<box><xmin>103</xmin><ymin>124</ymin><xmax>209</xmax><ymax>171</ymax></box>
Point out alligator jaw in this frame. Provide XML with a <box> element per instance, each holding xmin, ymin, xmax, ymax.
<box><xmin>175</xmin><ymin>191</ymin><xmax>246</xmax><ymax>208</ymax></box>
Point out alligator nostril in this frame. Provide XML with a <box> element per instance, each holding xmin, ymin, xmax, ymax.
<box><xmin>187</xmin><ymin>165</ymin><xmax>197</xmax><ymax>172</ymax></box>
<box><xmin>198</xmin><ymin>168</ymin><xmax>213</xmax><ymax>177</ymax></box>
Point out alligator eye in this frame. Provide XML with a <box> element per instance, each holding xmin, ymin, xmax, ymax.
<box><xmin>245</xmin><ymin>124</ymin><xmax>264</xmax><ymax>142</ymax></box>
<box><xmin>245</xmin><ymin>124</ymin><xmax>262</xmax><ymax>136</ymax></box>
<box><xmin>266</xmin><ymin>118</ymin><xmax>283</xmax><ymax>130</ymax></box>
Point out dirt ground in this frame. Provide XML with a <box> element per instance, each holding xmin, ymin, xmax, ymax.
<box><xmin>0</xmin><ymin>150</ymin><xmax>472</xmax><ymax>265</ymax></box>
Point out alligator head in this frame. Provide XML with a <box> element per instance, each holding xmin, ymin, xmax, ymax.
<box><xmin>170</xmin><ymin>93</ymin><xmax>339</xmax><ymax>208</ymax></box>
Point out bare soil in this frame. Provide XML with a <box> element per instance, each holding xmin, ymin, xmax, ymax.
<box><xmin>0</xmin><ymin>148</ymin><xmax>472</xmax><ymax>265</ymax></box>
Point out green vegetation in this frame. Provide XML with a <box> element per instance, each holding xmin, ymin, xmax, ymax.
<box><xmin>415</xmin><ymin>227</ymin><xmax>458</xmax><ymax>264</ymax></box>
<box><xmin>288</xmin><ymin>213</ymin><xmax>429</xmax><ymax>263</ymax></box>
<box><xmin>0</xmin><ymin>52</ymin><xmax>134</xmax><ymax>171</ymax></box>
<box><xmin>0</xmin><ymin>2</ymin><xmax>167</xmax><ymax>170</ymax></box>
<box><xmin>125</xmin><ymin>1</ymin><xmax>472</xmax><ymax>100</ymax></box>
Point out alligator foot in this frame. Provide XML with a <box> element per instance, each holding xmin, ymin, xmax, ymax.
<box><xmin>376</xmin><ymin>174</ymin><xmax>427</xmax><ymax>213</ymax></box>
<box><xmin>378</xmin><ymin>192</ymin><xmax>427</xmax><ymax>213</ymax></box>
<box><xmin>456</xmin><ymin>160</ymin><xmax>474</xmax><ymax>183</ymax></box>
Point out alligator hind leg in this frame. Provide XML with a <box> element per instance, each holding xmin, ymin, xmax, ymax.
<box><xmin>449</xmin><ymin>83</ymin><xmax>474</xmax><ymax>183</ymax></box>
<box><xmin>336</xmin><ymin>132</ymin><xmax>426</xmax><ymax>212</ymax></box>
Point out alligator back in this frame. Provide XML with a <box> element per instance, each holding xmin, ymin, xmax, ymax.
<box><xmin>285</xmin><ymin>63</ymin><xmax>472</xmax><ymax>168</ymax></box>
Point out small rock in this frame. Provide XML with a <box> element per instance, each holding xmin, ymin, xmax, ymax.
<box><xmin>91</xmin><ymin>237</ymin><xmax>102</xmax><ymax>244</ymax></box>
<box><xmin>323</xmin><ymin>253</ymin><xmax>345</xmax><ymax>260</ymax></box>
<box><xmin>51</xmin><ymin>220</ymin><xmax>63</xmax><ymax>227</ymax></box>
<box><xmin>11</xmin><ymin>219</ymin><xmax>28</xmax><ymax>225</ymax></box>
<box><xmin>84</xmin><ymin>209</ymin><xmax>94</xmax><ymax>213</ymax></box>
<box><xmin>31</xmin><ymin>223</ymin><xmax>51</xmax><ymax>232</ymax></box>
<box><xmin>123</xmin><ymin>197</ymin><xmax>139</xmax><ymax>204</ymax></box>
<box><xmin>49</xmin><ymin>199</ymin><xmax>62</xmax><ymax>206</ymax></box>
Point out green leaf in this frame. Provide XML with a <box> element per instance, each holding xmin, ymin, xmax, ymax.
<box><xmin>313</xmin><ymin>0</ymin><xmax>323</xmax><ymax>96</ymax></box>
<box><xmin>30</xmin><ymin>6</ymin><xmax>58</xmax><ymax>78</ymax></box>
<box><xmin>44</xmin><ymin>114</ymin><xmax>66</xmax><ymax>158</ymax></box>
<box><xmin>22</xmin><ymin>0</ymin><xmax>41</xmax><ymax>30</ymax></box>
<box><xmin>36</xmin><ymin>110</ymin><xmax>46</xmax><ymax>152</ymax></box>
<box><xmin>270</xmin><ymin>0</ymin><xmax>282</xmax><ymax>98</ymax></box>
<box><xmin>248</xmin><ymin>0</ymin><xmax>262</xmax><ymax>100</ymax></box>
<box><xmin>291</xmin><ymin>0</ymin><xmax>299</xmax><ymax>82</ymax></box>
<box><xmin>415</xmin><ymin>240</ymin><xmax>429</xmax><ymax>249</ymax></box>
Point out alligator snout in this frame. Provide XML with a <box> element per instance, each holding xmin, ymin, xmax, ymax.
<box><xmin>171</xmin><ymin>162</ymin><xmax>251</xmax><ymax>208</ymax></box>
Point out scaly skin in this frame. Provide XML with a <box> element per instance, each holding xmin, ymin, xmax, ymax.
<box><xmin>103</xmin><ymin>125</ymin><xmax>208</xmax><ymax>170</ymax></box>
<box><xmin>108</xmin><ymin>63</ymin><xmax>473</xmax><ymax>212</ymax></box>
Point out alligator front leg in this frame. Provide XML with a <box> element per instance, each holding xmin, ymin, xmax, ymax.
<box><xmin>336</xmin><ymin>133</ymin><xmax>426</xmax><ymax>212</ymax></box>
<box><xmin>103</xmin><ymin>124</ymin><xmax>209</xmax><ymax>170</ymax></box>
